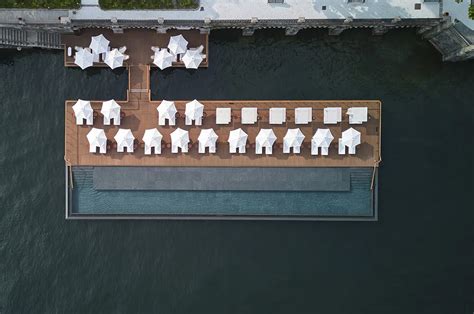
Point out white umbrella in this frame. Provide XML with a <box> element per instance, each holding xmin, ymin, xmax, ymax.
<box><xmin>228</xmin><ymin>128</ymin><xmax>248</xmax><ymax>153</ymax></box>
<box><xmin>283</xmin><ymin>128</ymin><xmax>305</xmax><ymax>147</ymax></box>
<box><xmin>153</xmin><ymin>49</ymin><xmax>174</xmax><ymax>70</ymax></box>
<box><xmin>104</xmin><ymin>48</ymin><xmax>124</xmax><ymax>69</ymax></box>
<box><xmin>185</xmin><ymin>99</ymin><xmax>204</xmax><ymax>124</ymax></box>
<box><xmin>168</xmin><ymin>34</ymin><xmax>188</xmax><ymax>55</ymax></box>
<box><xmin>157</xmin><ymin>100</ymin><xmax>177</xmax><ymax>125</ymax></box>
<box><xmin>170</xmin><ymin>128</ymin><xmax>190</xmax><ymax>153</ymax></box>
<box><xmin>143</xmin><ymin>128</ymin><xmax>163</xmax><ymax>155</ymax></box>
<box><xmin>101</xmin><ymin>100</ymin><xmax>121</xmax><ymax>125</ymax></box>
<box><xmin>72</xmin><ymin>99</ymin><xmax>93</xmax><ymax>125</ymax></box>
<box><xmin>312</xmin><ymin>129</ymin><xmax>334</xmax><ymax>147</ymax></box>
<box><xmin>182</xmin><ymin>49</ymin><xmax>203</xmax><ymax>69</ymax></box>
<box><xmin>86</xmin><ymin>128</ymin><xmax>107</xmax><ymax>153</ymax></box>
<box><xmin>198</xmin><ymin>128</ymin><xmax>218</xmax><ymax>153</ymax></box>
<box><xmin>256</xmin><ymin>129</ymin><xmax>277</xmax><ymax>147</ymax></box>
<box><xmin>341</xmin><ymin>127</ymin><xmax>361</xmax><ymax>148</ymax></box>
<box><xmin>74</xmin><ymin>48</ymin><xmax>94</xmax><ymax>70</ymax></box>
<box><xmin>114</xmin><ymin>129</ymin><xmax>135</xmax><ymax>153</ymax></box>
<box><xmin>89</xmin><ymin>34</ymin><xmax>110</xmax><ymax>54</ymax></box>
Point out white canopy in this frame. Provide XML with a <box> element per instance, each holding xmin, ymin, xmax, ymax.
<box><xmin>347</xmin><ymin>107</ymin><xmax>368</xmax><ymax>124</ymax></box>
<box><xmin>104</xmin><ymin>48</ymin><xmax>124</xmax><ymax>69</ymax></box>
<box><xmin>312</xmin><ymin>128</ymin><xmax>334</xmax><ymax>155</ymax></box>
<box><xmin>256</xmin><ymin>129</ymin><xmax>277</xmax><ymax>155</ymax></box>
<box><xmin>143</xmin><ymin>128</ymin><xmax>163</xmax><ymax>155</ymax></box>
<box><xmin>114</xmin><ymin>129</ymin><xmax>135</xmax><ymax>153</ymax></box>
<box><xmin>89</xmin><ymin>34</ymin><xmax>110</xmax><ymax>54</ymax></box>
<box><xmin>157</xmin><ymin>100</ymin><xmax>177</xmax><ymax>126</ymax></box>
<box><xmin>74</xmin><ymin>48</ymin><xmax>94</xmax><ymax>70</ymax></box>
<box><xmin>283</xmin><ymin>128</ymin><xmax>305</xmax><ymax>154</ymax></box>
<box><xmin>153</xmin><ymin>49</ymin><xmax>174</xmax><ymax>70</ymax></box>
<box><xmin>86</xmin><ymin>128</ymin><xmax>107</xmax><ymax>154</ymax></box>
<box><xmin>341</xmin><ymin>127</ymin><xmax>361</xmax><ymax>148</ymax></box>
<box><xmin>182</xmin><ymin>49</ymin><xmax>203</xmax><ymax>69</ymax></box>
<box><xmin>198</xmin><ymin>128</ymin><xmax>218</xmax><ymax>153</ymax></box>
<box><xmin>170</xmin><ymin>128</ymin><xmax>190</xmax><ymax>153</ymax></box>
<box><xmin>168</xmin><ymin>34</ymin><xmax>188</xmax><ymax>55</ymax></box>
<box><xmin>101</xmin><ymin>100</ymin><xmax>121</xmax><ymax>125</ymax></box>
<box><xmin>72</xmin><ymin>99</ymin><xmax>93</xmax><ymax>125</ymax></box>
<box><xmin>228</xmin><ymin>128</ymin><xmax>248</xmax><ymax>154</ymax></box>
<box><xmin>185</xmin><ymin>99</ymin><xmax>204</xmax><ymax>125</ymax></box>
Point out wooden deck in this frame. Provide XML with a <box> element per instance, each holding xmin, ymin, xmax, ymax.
<box><xmin>63</xmin><ymin>29</ymin><xmax>381</xmax><ymax>168</ymax></box>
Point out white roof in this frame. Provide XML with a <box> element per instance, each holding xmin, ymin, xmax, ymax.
<box><xmin>114</xmin><ymin>129</ymin><xmax>135</xmax><ymax>152</ymax></box>
<box><xmin>101</xmin><ymin>100</ymin><xmax>121</xmax><ymax>120</ymax></box>
<box><xmin>283</xmin><ymin>128</ymin><xmax>305</xmax><ymax>148</ymax></box>
<box><xmin>241</xmin><ymin>107</ymin><xmax>258</xmax><ymax>124</ymax></box>
<box><xmin>72</xmin><ymin>99</ymin><xmax>93</xmax><ymax>121</ymax></box>
<box><xmin>185</xmin><ymin>99</ymin><xmax>204</xmax><ymax>120</ymax></box>
<box><xmin>256</xmin><ymin>129</ymin><xmax>277</xmax><ymax>147</ymax></box>
<box><xmin>89</xmin><ymin>34</ymin><xmax>110</xmax><ymax>54</ymax></box>
<box><xmin>341</xmin><ymin>127</ymin><xmax>361</xmax><ymax>148</ymax></box>
<box><xmin>295</xmin><ymin>107</ymin><xmax>312</xmax><ymax>125</ymax></box>
<box><xmin>74</xmin><ymin>48</ymin><xmax>94</xmax><ymax>70</ymax></box>
<box><xmin>182</xmin><ymin>49</ymin><xmax>204</xmax><ymax>69</ymax></box>
<box><xmin>86</xmin><ymin>128</ymin><xmax>107</xmax><ymax>151</ymax></box>
<box><xmin>228</xmin><ymin>128</ymin><xmax>248</xmax><ymax>147</ymax></box>
<box><xmin>142</xmin><ymin>128</ymin><xmax>163</xmax><ymax>146</ymax></box>
<box><xmin>312</xmin><ymin>128</ymin><xmax>334</xmax><ymax>147</ymax></box>
<box><xmin>157</xmin><ymin>100</ymin><xmax>177</xmax><ymax>119</ymax></box>
<box><xmin>324</xmin><ymin>107</ymin><xmax>342</xmax><ymax>124</ymax></box>
<box><xmin>216</xmin><ymin>108</ymin><xmax>231</xmax><ymax>125</ymax></box>
<box><xmin>198</xmin><ymin>128</ymin><xmax>218</xmax><ymax>147</ymax></box>
<box><xmin>170</xmin><ymin>128</ymin><xmax>190</xmax><ymax>148</ymax></box>
<box><xmin>153</xmin><ymin>49</ymin><xmax>174</xmax><ymax>70</ymax></box>
<box><xmin>104</xmin><ymin>48</ymin><xmax>124</xmax><ymax>69</ymax></box>
<box><xmin>347</xmin><ymin>107</ymin><xmax>368</xmax><ymax>124</ymax></box>
<box><xmin>269</xmin><ymin>108</ymin><xmax>286</xmax><ymax>125</ymax></box>
<box><xmin>168</xmin><ymin>34</ymin><xmax>188</xmax><ymax>55</ymax></box>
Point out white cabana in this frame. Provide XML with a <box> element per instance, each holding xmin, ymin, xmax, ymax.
<box><xmin>168</xmin><ymin>34</ymin><xmax>188</xmax><ymax>55</ymax></box>
<box><xmin>228</xmin><ymin>128</ymin><xmax>248</xmax><ymax>154</ymax></box>
<box><xmin>74</xmin><ymin>48</ymin><xmax>94</xmax><ymax>70</ymax></box>
<box><xmin>347</xmin><ymin>107</ymin><xmax>368</xmax><ymax>124</ymax></box>
<box><xmin>283</xmin><ymin>128</ymin><xmax>305</xmax><ymax>154</ymax></box>
<box><xmin>72</xmin><ymin>99</ymin><xmax>93</xmax><ymax>125</ymax></box>
<box><xmin>153</xmin><ymin>49</ymin><xmax>174</xmax><ymax>70</ymax></box>
<box><xmin>256</xmin><ymin>129</ymin><xmax>277</xmax><ymax>155</ymax></box>
<box><xmin>86</xmin><ymin>128</ymin><xmax>107</xmax><ymax>154</ymax></box>
<box><xmin>157</xmin><ymin>100</ymin><xmax>177</xmax><ymax>126</ymax></box>
<box><xmin>185</xmin><ymin>99</ymin><xmax>204</xmax><ymax>125</ymax></box>
<box><xmin>241</xmin><ymin>107</ymin><xmax>258</xmax><ymax>124</ymax></box>
<box><xmin>89</xmin><ymin>34</ymin><xmax>110</xmax><ymax>54</ymax></box>
<box><xmin>216</xmin><ymin>108</ymin><xmax>231</xmax><ymax>125</ymax></box>
<box><xmin>198</xmin><ymin>128</ymin><xmax>218</xmax><ymax>154</ymax></box>
<box><xmin>269</xmin><ymin>108</ymin><xmax>286</xmax><ymax>125</ymax></box>
<box><xmin>170</xmin><ymin>128</ymin><xmax>190</xmax><ymax>153</ymax></box>
<box><xmin>295</xmin><ymin>107</ymin><xmax>312</xmax><ymax>124</ymax></box>
<box><xmin>312</xmin><ymin>128</ymin><xmax>334</xmax><ymax>155</ymax></box>
<box><xmin>101</xmin><ymin>100</ymin><xmax>121</xmax><ymax>125</ymax></box>
<box><xmin>324</xmin><ymin>107</ymin><xmax>342</xmax><ymax>124</ymax></box>
<box><xmin>114</xmin><ymin>129</ymin><xmax>135</xmax><ymax>153</ymax></box>
<box><xmin>104</xmin><ymin>48</ymin><xmax>125</xmax><ymax>69</ymax></box>
<box><xmin>182</xmin><ymin>49</ymin><xmax>204</xmax><ymax>69</ymax></box>
<box><xmin>339</xmin><ymin>127</ymin><xmax>361</xmax><ymax>155</ymax></box>
<box><xmin>142</xmin><ymin>128</ymin><xmax>163</xmax><ymax>155</ymax></box>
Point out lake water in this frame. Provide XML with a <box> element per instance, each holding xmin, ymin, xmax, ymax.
<box><xmin>0</xmin><ymin>29</ymin><xmax>473</xmax><ymax>313</ymax></box>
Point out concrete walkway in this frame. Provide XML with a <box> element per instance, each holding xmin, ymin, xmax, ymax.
<box><xmin>71</xmin><ymin>0</ymin><xmax>440</xmax><ymax>20</ymax></box>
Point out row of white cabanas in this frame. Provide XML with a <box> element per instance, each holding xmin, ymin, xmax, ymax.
<box><xmin>152</xmin><ymin>34</ymin><xmax>206</xmax><ymax>70</ymax></box>
<box><xmin>87</xmin><ymin>127</ymin><xmax>361</xmax><ymax>155</ymax></box>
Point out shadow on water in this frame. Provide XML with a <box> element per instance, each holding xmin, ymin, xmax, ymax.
<box><xmin>0</xmin><ymin>29</ymin><xmax>473</xmax><ymax>314</ymax></box>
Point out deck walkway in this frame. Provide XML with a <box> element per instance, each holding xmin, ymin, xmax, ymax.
<box><xmin>63</xmin><ymin>29</ymin><xmax>381</xmax><ymax>168</ymax></box>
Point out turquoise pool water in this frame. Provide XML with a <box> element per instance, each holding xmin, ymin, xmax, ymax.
<box><xmin>71</xmin><ymin>167</ymin><xmax>375</xmax><ymax>217</ymax></box>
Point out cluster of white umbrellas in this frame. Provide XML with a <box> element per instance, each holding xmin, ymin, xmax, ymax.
<box><xmin>74</xmin><ymin>34</ymin><xmax>128</xmax><ymax>70</ymax></box>
<box><xmin>152</xmin><ymin>34</ymin><xmax>205</xmax><ymax>70</ymax></box>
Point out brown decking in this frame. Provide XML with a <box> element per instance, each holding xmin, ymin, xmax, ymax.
<box><xmin>65</xmin><ymin>100</ymin><xmax>381</xmax><ymax>167</ymax></box>
<box><xmin>63</xmin><ymin>29</ymin><xmax>381</xmax><ymax>168</ymax></box>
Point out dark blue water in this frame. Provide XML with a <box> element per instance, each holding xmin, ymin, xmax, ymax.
<box><xmin>1</xmin><ymin>29</ymin><xmax>473</xmax><ymax>313</ymax></box>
